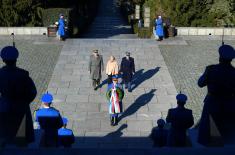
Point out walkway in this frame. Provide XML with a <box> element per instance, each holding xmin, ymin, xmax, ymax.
<box><xmin>82</xmin><ymin>0</ymin><xmax>136</xmax><ymax>38</ymax></box>
<box><xmin>47</xmin><ymin>39</ymin><xmax>178</xmax><ymax>148</ymax></box>
<box><xmin>45</xmin><ymin>0</ymin><xmax>179</xmax><ymax>149</ymax></box>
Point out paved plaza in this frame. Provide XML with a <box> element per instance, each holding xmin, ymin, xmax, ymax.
<box><xmin>45</xmin><ymin>36</ymin><xmax>235</xmax><ymax>148</ymax></box>
<box><xmin>0</xmin><ymin>0</ymin><xmax>235</xmax><ymax>150</ymax></box>
<box><xmin>0</xmin><ymin>35</ymin><xmax>235</xmax><ymax>149</ymax></box>
<box><xmin>47</xmin><ymin>39</ymin><xmax>178</xmax><ymax>148</ymax></box>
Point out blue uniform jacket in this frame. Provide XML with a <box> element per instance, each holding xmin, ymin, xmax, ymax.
<box><xmin>35</xmin><ymin>107</ymin><xmax>63</xmax><ymax>130</ymax></box>
<box><xmin>155</xmin><ymin>19</ymin><xmax>164</xmax><ymax>37</ymax></box>
<box><xmin>58</xmin><ymin>128</ymin><xmax>75</xmax><ymax>146</ymax></box>
<box><xmin>58</xmin><ymin>18</ymin><xmax>65</xmax><ymax>36</ymax></box>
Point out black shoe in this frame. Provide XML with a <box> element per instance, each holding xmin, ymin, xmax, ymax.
<box><xmin>110</xmin><ymin>117</ymin><xmax>114</xmax><ymax>126</ymax></box>
<box><xmin>113</xmin><ymin>117</ymin><xmax>118</xmax><ymax>126</ymax></box>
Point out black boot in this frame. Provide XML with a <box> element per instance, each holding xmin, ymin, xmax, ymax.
<box><xmin>113</xmin><ymin>116</ymin><xmax>118</xmax><ymax>126</ymax></box>
<box><xmin>110</xmin><ymin>116</ymin><xmax>114</xmax><ymax>126</ymax></box>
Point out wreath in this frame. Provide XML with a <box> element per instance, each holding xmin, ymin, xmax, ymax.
<box><xmin>106</xmin><ymin>87</ymin><xmax>124</xmax><ymax>101</ymax></box>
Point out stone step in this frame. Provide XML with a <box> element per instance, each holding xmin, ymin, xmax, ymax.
<box><xmin>2</xmin><ymin>147</ymin><xmax>235</xmax><ymax>155</ymax></box>
<box><xmin>83</xmin><ymin>0</ymin><xmax>134</xmax><ymax>38</ymax></box>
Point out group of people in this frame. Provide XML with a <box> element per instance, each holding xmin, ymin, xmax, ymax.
<box><xmin>88</xmin><ymin>49</ymin><xmax>135</xmax><ymax>126</ymax></box>
<box><xmin>150</xmin><ymin>93</ymin><xmax>194</xmax><ymax>147</ymax></box>
<box><xmin>0</xmin><ymin>46</ymin><xmax>74</xmax><ymax>148</ymax></box>
<box><xmin>0</xmin><ymin>42</ymin><xmax>235</xmax><ymax>148</ymax></box>
<box><xmin>89</xmin><ymin>49</ymin><xmax>135</xmax><ymax>91</ymax></box>
<box><xmin>34</xmin><ymin>93</ymin><xmax>75</xmax><ymax>147</ymax></box>
<box><xmin>150</xmin><ymin>44</ymin><xmax>235</xmax><ymax>147</ymax></box>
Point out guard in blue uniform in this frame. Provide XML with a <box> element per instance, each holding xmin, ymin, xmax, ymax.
<box><xmin>58</xmin><ymin>14</ymin><xmax>65</xmax><ymax>41</ymax></box>
<box><xmin>166</xmin><ymin>94</ymin><xmax>194</xmax><ymax>147</ymax></box>
<box><xmin>155</xmin><ymin>16</ymin><xmax>164</xmax><ymax>41</ymax></box>
<box><xmin>150</xmin><ymin>119</ymin><xmax>168</xmax><ymax>147</ymax></box>
<box><xmin>198</xmin><ymin>44</ymin><xmax>235</xmax><ymax>145</ymax></box>
<box><xmin>34</xmin><ymin>93</ymin><xmax>63</xmax><ymax>147</ymax></box>
<box><xmin>0</xmin><ymin>46</ymin><xmax>37</xmax><ymax>146</ymax></box>
<box><xmin>58</xmin><ymin>117</ymin><xmax>75</xmax><ymax>148</ymax></box>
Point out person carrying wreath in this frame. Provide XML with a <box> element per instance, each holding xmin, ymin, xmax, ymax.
<box><xmin>106</xmin><ymin>75</ymin><xmax>124</xmax><ymax>126</ymax></box>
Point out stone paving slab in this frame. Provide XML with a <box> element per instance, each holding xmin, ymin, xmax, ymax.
<box><xmin>47</xmin><ymin>39</ymin><xmax>177</xmax><ymax>148</ymax></box>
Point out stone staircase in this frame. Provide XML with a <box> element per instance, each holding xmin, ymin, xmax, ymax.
<box><xmin>82</xmin><ymin>0</ymin><xmax>136</xmax><ymax>39</ymax></box>
<box><xmin>45</xmin><ymin>38</ymin><xmax>177</xmax><ymax>149</ymax></box>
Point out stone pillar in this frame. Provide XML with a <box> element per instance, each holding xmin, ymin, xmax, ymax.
<box><xmin>135</xmin><ymin>5</ymin><xmax>140</xmax><ymax>19</ymax></box>
<box><xmin>144</xmin><ymin>7</ymin><xmax>150</xmax><ymax>27</ymax></box>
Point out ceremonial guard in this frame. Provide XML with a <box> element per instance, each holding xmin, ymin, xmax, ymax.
<box><xmin>88</xmin><ymin>49</ymin><xmax>104</xmax><ymax>90</ymax></box>
<box><xmin>58</xmin><ymin>14</ymin><xmax>65</xmax><ymax>41</ymax></box>
<box><xmin>106</xmin><ymin>76</ymin><xmax>124</xmax><ymax>126</ymax></box>
<box><xmin>34</xmin><ymin>93</ymin><xmax>63</xmax><ymax>147</ymax></box>
<box><xmin>150</xmin><ymin>119</ymin><xmax>168</xmax><ymax>147</ymax></box>
<box><xmin>58</xmin><ymin>117</ymin><xmax>75</xmax><ymax>148</ymax></box>
<box><xmin>0</xmin><ymin>46</ymin><xmax>37</xmax><ymax>146</ymax></box>
<box><xmin>198</xmin><ymin>45</ymin><xmax>235</xmax><ymax>145</ymax></box>
<box><xmin>120</xmin><ymin>52</ymin><xmax>135</xmax><ymax>92</ymax></box>
<box><xmin>166</xmin><ymin>94</ymin><xmax>194</xmax><ymax>147</ymax></box>
<box><xmin>155</xmin><ymin>16</ymin><xmax>164</xmax><ymax>41</ymax></box>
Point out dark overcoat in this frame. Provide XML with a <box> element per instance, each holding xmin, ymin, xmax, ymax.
<box><xmin>150</xmin><ymin>127</ymin><xmax>168</xmax><ymax>147</ymax></box>
<box><xmin>198</xmin><ymin>64</ymin><xmax>235</xmax><ymax>145</ymax></box>
<box><xmin>120</xmin><ymin>57</ymin><xmax>135</xmax><ymax>82</ymax></box>
<box><xmin>166</xmin><ymin>107</ymin><xmax>194</xmax><ymax>147</ymax></box>
<box><xmin>0</xmin><ymin>65</ymin><xmax>37</xmax><ymax>143</ymax></box>
<box><xmin>89</xmin><ymin>55</ymin><xmax>104</xmax><ymax>80</ymax></box>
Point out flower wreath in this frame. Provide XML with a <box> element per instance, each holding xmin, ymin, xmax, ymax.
<box><xmin>106</xmin><ymin>87</ymin><xmax>124</xmax><ymax>101</ymax></box>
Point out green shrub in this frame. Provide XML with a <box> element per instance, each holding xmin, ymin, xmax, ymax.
<box><xmin>0</xmin><ymin>0</ymin><xmax>43</xmax><ymax>26</ymax></box>
<box><xmin>137</xmin><ymin>27</ymin><xmax>152</xmax><ymax>38</ymax></box>
<box><xmin>42</xmin><ymin>8</ymin><xmax>71</xmax><ymax>26</ymax></box>
<box><xmin>120</xmin><ymin>0</ymin><xmax>235</xmax><ymax>38</ymax></box>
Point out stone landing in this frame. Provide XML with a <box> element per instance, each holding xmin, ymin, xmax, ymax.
<box><xmin>47</xmin><ymin>39</ymin><xmax>178</xmax><ymax>148</ymax></box>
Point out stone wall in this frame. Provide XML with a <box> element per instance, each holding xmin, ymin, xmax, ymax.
<box><xmin>176</xmin><ymin>27</ymin><xmax>235</xmax><ymax>36</ymax></box>
<box><xmin>1</xmin><ymin>27</ymin><xmax>235</xmax><ymax>36</ymax></box>
<box><xmin>0</xmin><ymin>27</ymin><xmax>47</xmax><ymax>35</ymax></box>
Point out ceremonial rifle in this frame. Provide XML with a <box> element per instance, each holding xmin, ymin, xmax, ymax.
<box><xmin>11</xmin><ymin>33</ymin><xmax>15</xmax><ymax>47</ymax></box>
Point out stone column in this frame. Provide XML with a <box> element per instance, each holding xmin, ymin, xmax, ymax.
<box><xmin>135</xmin><ymin>5</ymin><xmax>140</xmax><ymax>19</ymax></box>
<box><xmin>144</xmin><ymin>7</ymin><xmax>150</xmax><ymax>27</ymax></box>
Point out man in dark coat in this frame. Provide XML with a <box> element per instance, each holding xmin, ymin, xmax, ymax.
<box><xmin>166</xmin><ymin>93</ymin><xmax>194</xmax><ymax>147</ymax></box>
<box><xmin>89</xmin><ymin>49</ymin><xmax>104</xmax><ymax>90</ymax></box>
<box><xmin>120</xmin><ymin>52</ymin><xmax>135</xmax><ymax>92</ymax></box>
<box><xmin>0</xmin><ymin>46</ymin><xmax>37</xmax><ymax>146</ymax></box>
<box><xmin>198</xmin><ymin>44</ymin><xmax>235</xmax><ymax>145</ymax></box>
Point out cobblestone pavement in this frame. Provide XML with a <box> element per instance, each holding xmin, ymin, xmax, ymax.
<box><xmin>47</xmin><ymin>39</ymin><xmax>178</xmax><ymax>148</ymax></box>
<box><xmin>160</xmin><ymin>36</ymin><xmax>235</xmax><ymax>122</ymax></box>
<box><xmin>0</xmin><ymin>36</ymin><xmax>63</xmax><ymax>111</ymax></box>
